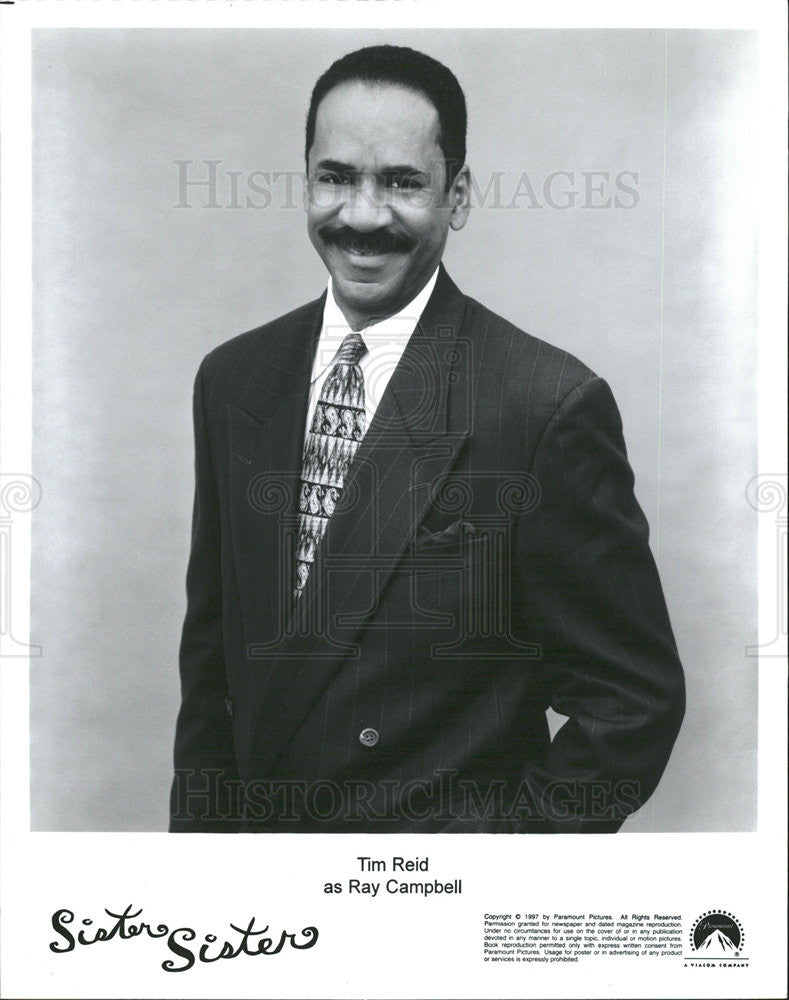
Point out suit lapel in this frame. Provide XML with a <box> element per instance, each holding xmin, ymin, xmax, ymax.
<box><xmin>227</xmin><ymin>295</ymin><xmax>324</xmax><ymax>644</ymax></box>
<box><xmin>245</xmin><ymin>267</ymin><xmax>474</xmax><ymax>776</ymax></box>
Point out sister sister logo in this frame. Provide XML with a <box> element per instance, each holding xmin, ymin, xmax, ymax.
<box><xmin>50</xmin><ymin>904</ymin><xmax>319</xmax><ymax>973</ymax></box>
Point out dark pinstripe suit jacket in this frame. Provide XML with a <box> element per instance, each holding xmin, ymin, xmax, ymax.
<box><xmin>170</xmin><ymin>265</ymin><xmax>685</xmax><ymax>833</ymax></box>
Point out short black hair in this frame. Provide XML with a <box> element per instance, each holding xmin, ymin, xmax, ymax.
<box><xmin>305</xmin><ymin>44</ymin><xmax>467</xmax><ymax>190</ymax></box>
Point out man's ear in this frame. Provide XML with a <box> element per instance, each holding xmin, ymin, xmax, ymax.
<box><xmin>449</xmin><ymin>165</ymin><xmax>471</xmax><ymax>231</ymax></box>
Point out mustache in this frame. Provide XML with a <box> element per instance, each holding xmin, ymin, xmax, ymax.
<box><xmin>319</xmin><ymin>226</ymin><xmax>415</xmax><ymax>254</ymax></box>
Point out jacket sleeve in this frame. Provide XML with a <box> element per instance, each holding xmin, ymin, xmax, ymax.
<box><xmin>514</xmin><ymin>375</ymin><xmax>685</xmax><ymax>832</ymax></box>
<box><xmin>169</xmin><ymin>359</ymin><xmax>242</xmax><ymax>832</ymax></box>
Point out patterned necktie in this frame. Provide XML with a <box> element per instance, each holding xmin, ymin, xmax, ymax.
<box><xmin>294</xmin><ymin>331</ymin><xmax>367</xmax><ymax>602</ymax></box>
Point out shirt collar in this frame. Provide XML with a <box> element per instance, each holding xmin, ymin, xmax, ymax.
<box><xmin>312</xmin><ymin>267</ymin><xmax>440</xmax><ymax>381</ymax></box>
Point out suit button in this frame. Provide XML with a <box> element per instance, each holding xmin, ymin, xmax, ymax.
<box><xmin>359</xmin><ymin>727</ymin><xmax>379</xmax><ymax>747</ymax></box>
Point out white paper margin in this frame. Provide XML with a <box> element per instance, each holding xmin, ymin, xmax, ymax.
<box><xmin>1</xmin><ymin>2</ymin><xmax>786</xmax><ymax>999</ymax></box>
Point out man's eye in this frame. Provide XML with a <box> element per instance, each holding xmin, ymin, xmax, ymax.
<box><xmin>317</xmin><ymin>173</ymin><xmax>351</xmax><ymax>185</ymax></box>
<box><xmin>388</xmin><ymin>175</ymin><xmax>424</xmax><ymax>191</ymax></box>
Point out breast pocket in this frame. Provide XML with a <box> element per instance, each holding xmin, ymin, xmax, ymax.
<box><xmin>401</xmin><ymin>527</ymin><xmax>500</xmax><ymax>629</ymax></box>
<box><xmin>408</xmin><ymin>526</ymin><xmax>530</xmax><ymax>660</ymax></box>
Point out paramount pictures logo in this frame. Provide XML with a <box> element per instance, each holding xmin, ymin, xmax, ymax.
<box><xmin>684</xmin><ymin>911</ymin><xmax>748</xmax><ymax>967</ymax></box>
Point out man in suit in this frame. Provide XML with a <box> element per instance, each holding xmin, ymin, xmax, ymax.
<box><xmin>170</xmin><ymin>45</ymin><xmax>685</xmax><ymax>833</ymax></box>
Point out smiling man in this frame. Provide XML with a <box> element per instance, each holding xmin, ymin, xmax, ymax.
<box><xmin>305</xmin><ymin>73</ymin><xmax>469</xmax><ymax>327</ymax></box>
<box><xmin>170</xmin><ymin>45</ymin><xmax>685</xmax><ymax>833</ymax></box>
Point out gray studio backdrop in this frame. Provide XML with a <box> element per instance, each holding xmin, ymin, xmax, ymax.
<box><xmin>31</xmin><ymin>28</ymin><xmax>757</xmax><ymax>831</ymax></box>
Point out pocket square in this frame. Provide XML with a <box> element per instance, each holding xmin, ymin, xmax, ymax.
<box><xmin>415</xmin><ymin>520</ymin><xmax>475</xmax><ymax>547</ymax></box>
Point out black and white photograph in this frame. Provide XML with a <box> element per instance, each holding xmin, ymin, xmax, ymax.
<box><xmin>28</xmin><ymin>25</ymin><xmax>756</xmax><ymax>836</ymax></box>
<box><xmin>0</xmin><ymin>2</ymin><xmax>785</xmax><ymax>998</ymax></box>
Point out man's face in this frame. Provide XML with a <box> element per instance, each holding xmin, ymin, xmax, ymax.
<box><xmin>306</xmin><ymin>81</ymin><xmax>470</xmax><ymax>329</ymax></box>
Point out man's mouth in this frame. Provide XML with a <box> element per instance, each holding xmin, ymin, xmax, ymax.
<box><xmin>344</xmin><ymin>245</ymin><xmax>390</xmax><ymax>258</ymax></box>
<box><xmin>321</xmin><ymin>227</ymin><xmax>414</xmax><ymax>257</ymax></box>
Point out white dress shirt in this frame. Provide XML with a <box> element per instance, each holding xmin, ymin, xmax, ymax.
<box><xmin>303</xmin><ymin>268</ymin><xmax>439</xmax><ymax>445</ymax></box>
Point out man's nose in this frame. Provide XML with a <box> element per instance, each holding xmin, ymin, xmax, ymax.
<box><xmin>337</xmin><ymin>178</ymin><xmax>394</xmax><ymax>232</ymax></box>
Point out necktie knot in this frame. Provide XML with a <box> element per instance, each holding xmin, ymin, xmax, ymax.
<box><xmin>337</xmin><ymin>332</ymin><xmax>367</xmax><ymax>366</ymax></box>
